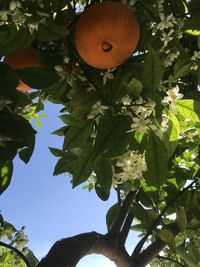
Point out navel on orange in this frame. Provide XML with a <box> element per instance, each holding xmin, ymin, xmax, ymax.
<box><xmin>4</xmin><ymin>47</ymin><xmax>44</xmax><ymax>91</ymax></box>
<box><xmin>75</xmin><ymin>1</ymin><xmax>140</xmax><ymax>69</ymax></box>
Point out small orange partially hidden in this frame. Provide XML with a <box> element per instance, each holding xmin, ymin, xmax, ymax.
<box><xmin>4</xmin><ymin>47</ymin><xmax>44</xmax><ymax>91</ymax></box>
<box><xmin>75</xmin><ymin>1</ymin><xmax>140</xmax><ymax>69</ymax></box>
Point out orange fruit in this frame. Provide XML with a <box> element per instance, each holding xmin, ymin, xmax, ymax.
<box><xmin>4</xmin><ymin>47</ymin><xmax>44</xmax><ymax>91</ymax></box>
<box><xmin>75</xmin><ymin>1</ymin><xmax>140</xmax><ymax>69</ymax></box>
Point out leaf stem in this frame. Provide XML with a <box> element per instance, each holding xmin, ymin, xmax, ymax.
<box><xmin>157</xmin><ymin>255</ymin><xmax>186</xmax><ymax>267</ymax></box>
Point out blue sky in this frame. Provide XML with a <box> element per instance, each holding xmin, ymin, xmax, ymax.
<box><xmin>0</xmin><ymin>101</ymin><xmax>140</xmax><ymax>266</ymax></box>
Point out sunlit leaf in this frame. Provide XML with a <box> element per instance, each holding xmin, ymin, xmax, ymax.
<box><xmin>0</xmin><ymin>161</ymin><xmax>13</xmax><ymax>195</ymax></box>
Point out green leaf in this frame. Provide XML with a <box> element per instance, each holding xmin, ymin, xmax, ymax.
<box><xmin>144</xmin><ymin>131</ymin><xmax>169</xmax><ymax>187</ymax></box>
<box><xmin>0</xmin><ymin>62</ymin><xmax>19</xmax><ymax>101</ymax></box>
<box><xmin>0</xmin><ymin>26</ymin><xmax>34</xmax><ymax>56</ymax></box>
<box><xmin>49</xmin><ymin>147</ymin><xmax>69</xmax><ymax>157</ymax></box>
<box><xmin>0</xmin><ymin>112</ymin><xmax>36</xmax><ymax>163</ymax></box>
<box><xmin>38</xmin><ymin>20</ymin><xmax>68</xmax><ymax>41</ymax></box>
<box><xmin>176</xmin><ymin>206</ymin><xmax>187</xmax><ymax>233</ymax></box>
<box><xmin>173</xmin><ymin>54</ymin><xmax>191</xmax><ymax>79</ymax></box>
<box><xmin>44</xmin><ymin>79</ymin><xmax>71</xmax><ymax>104</ymax></box>
<box><xmin>53</xmin><ymin>152</ymin><xmax>77</xmax><ymax>176</ymax></box>
<box><xmin>141</xmin><ymin>47</ymin><xmax>163</xmax><ymax>95</ymax></box>
<box><xmin>156</xmin><ymin>229</ymin><xmax>175</xmax><ymax>244</ymax></box>
<box><xmin>95</xmin><ymin>158</ymin><xmax>112</xmax><ymax>194</ymax></box>
<box><xmin>93</xmin><ymin>115</ymin><xmax>131</xmax><ymax>160</ymax></box>
<box><xmin>114</xmin><ymin>73</ymin><xmax>143</xmax><ymax>100</ymax></box>
<box><xmin>17</xmin><ymin>67</ymin><xmax>59</xmax><ymax>89</ymax></box>
<box><xmin>176</xmin><ymin>246</ymin><xmax>198</xmax><ymax>267</ymax></box>
<box><xmin>70</xmin><ymin>146</ymin><xmax>98</xmax><ymax>187</ymax></box>
<box><xmin>59</xmin><ymin>114</ymin><xmax>78</xmax><ymax>125</ymax></box>
<box><xmin>170</xmin><ymin>0</ymin><xmax>186</xmax><ymax>16</ymax></box>
<box><xmin>176</xmin><ymin>99</ymin><xmax>200</xmax><ymax>122</ymax></box>
<box><xmin>0</xmin><ymin>161</ymin><xmax>13</xmax><ymax>195</ymax></box>
<box><xmin>52</xmin><ymin>126</ymin><xmax>68</xmax><ymax>136</ymax></box>
<box><xmin>95</xmin><ymin>184</ymin><xmax>110</xmax><ymax>201</ymax></box>
<box><xmin>162</xmin><ymin>110</ymin><xmax>180</xmax><ymax>157</ymax></box>
<box><xmin>63</xmin><ymin>119</ymin><xmax>94</xmax><ymax>150</ymax></box>
<box><xmin>70</xmin><ymin>90</ymin><xmax>99</xmax><ymax>118</ymax></box>
<box><xmin>131</xmin><ymin>202</ymin><xmax>148</xmax><ymax>222</ymax></box>
<box><xmin>184</xmin><ymin>11</ymin><xmax>200</xmax><ymax>32</ymax></box>
<box><xmin>106</xmin><ymin>203</ymin><xmax>119</xmax><ymax>231</ymax></box>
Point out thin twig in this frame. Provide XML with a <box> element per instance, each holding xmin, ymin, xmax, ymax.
<box><xmin>132</xmin><ymin>178</ymin><xmax>198</xmax><ymax>256</ymax></box>
<box><xmin>157</xmin><ymin>255</ymin><xmax>186</xmax><ymax>267</ymax></box>
<box><xmin>0</xmin><ymin>241</ymin><xmax>31</xmax><ymax>267</ymax></box>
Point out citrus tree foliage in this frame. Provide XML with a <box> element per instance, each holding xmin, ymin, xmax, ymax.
<box><xmin>0</xmin><ymin>213</ymin><xmax>38</xmax><ymax>267</ymax></box>
<box><xmin>0</xmin><ymin>0</ymin><xmax>200</xmax><ymax>266</ymax></box>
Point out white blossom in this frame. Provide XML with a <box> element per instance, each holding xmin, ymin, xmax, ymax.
<box><xmin>164</xmin><ymin>50</ymin><xmax>180</xmax><ymax>68</ymax></box>
<box><xmin>162</xmin><ymin>86</ymin><xmax>183</xmax><ymax>114</ymax></box>
<box><xmin>100</xmin><ymin>68</ymin><xmax>115</xmax><ymax>85</ymax></box>
<box><xmin>131</xmin><ymin>112</ymin><xmax>150</xmax><ymax>134</ymax></box>
<box><xmin>191</xmin><ymin>51</ymin><xmax>200</xmax><ymax>71</ymax></box>
<box><xmin>0</xmin><ymin>11</ymin><xmax>8</xmax><ymax>22</ymax></box>
<box><xmin>157</xmin><ymin>13</ymin><xmax>175</xmax><ymax>31</ymax></box>
<box><xmin>114</xmin><ymin>150</ymin><xmax>147</xmax><ymax>183</ymax></box>
<box><xmin>160</xmin><ymin>29</ymin><xmax>174</xmax><ymax>47</ymax></box>
<box><xmin>87</xmin><ymin>101</ymin><xmax>108</xmax><ymax>119</ymax></box>
<box><xmin>150</xmin><ymin>114</ymin><xmax>169</xmax><ymax>139</ymax></box>
<box><xmin>28</xmin><ymin>23</ymin><xmax>38</xmax><ymax>34</ymax></box>
<box><xmin>121</xmin><ymin>95</ymin><xmax>132</xmax><ymax>106</ymax></box>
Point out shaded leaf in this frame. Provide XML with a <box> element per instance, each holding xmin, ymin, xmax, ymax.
<box><xmin>93</xmin><ymin>115</ymin><xmax>131</xmax><ymax>160</ymax></box>
<box><xmin>141</xmin><ymin>47</ymin><xmax>163</xmax><ymax>95</ymax></box>
<box><xmin>176</xmin><ymin>206</ymin><xmax>187</xmax><ymax>233</ymax></box>
<box><xmin>106</xmin><ymin>203</ymin><xmax>119</xmax><ymax>231</ymax></box>
<box><xmin>95</xmin><ymin>184</ymin><xmax>110</xmax><ymax>201</ymax></box>
<box><xmin>95</xmin><ymin>158</ymin><xmax>112</xmax><ymax>194</ymax></box>
<box><xmin>144</xmin><ymin>131</ymin><xmax>169</xmax><ymax>187</ymax></box>
<box><xmin>63</xmin><ymin>119</ymin><xmax>94</xmax><ymax>150</ymax></box>
<box><xmin>17</xmin><ymin>67</ymin><xmax>59</xmax><ymax>89</ymax></box>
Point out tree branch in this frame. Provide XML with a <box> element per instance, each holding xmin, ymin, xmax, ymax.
<box><xmin>0</xmin><ymin>240</ymin><xmax>31</xmax><ymax>267</ymax></box>
<box><xmin>157</xmin><ymin>255</ymin><xmax>186</xmax><ymax>267</ymax></box>
<box><xmin>119</xmin><ymin>211</ymin><xmax>134</xmax><ymax>245</ymax></box>
<box><xmin>36</xmin><ymin>232</ymin><xmax>132</xmax><ymax>267</ymax></box>
<box><xmin>132</xmin><ymin>179</ymin><xmax>197</xmax><ymax>256</ymax></box>
<box><xmin>109</xmin><ymin>191</ymin><xmax>136</xmax><ymax>239</ymax></box>
<box><xmin>132</xmin><ymin>222</ymin><xmax>180</xmax><ymax>267</ymax></box>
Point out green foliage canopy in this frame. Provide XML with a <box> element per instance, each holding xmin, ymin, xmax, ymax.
<box><xmin>0</xmin><ymin>0</ymin><xmax>200</xmax><ymax>266</ymax></box>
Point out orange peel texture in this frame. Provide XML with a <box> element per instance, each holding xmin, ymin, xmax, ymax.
<box><xmin>75</xmin><ymin>1</ymin><xmax>140</xmax><ymax>69</ymax></box>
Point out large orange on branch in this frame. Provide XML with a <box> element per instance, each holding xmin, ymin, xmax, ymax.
<box><xmin>75</xmin><ymin>1</ymin><xmax>140</xmax><ymax>69</ymax></box>
<box><xmin>4</xmin><ymin>47</ymin><xmax>44</xmax><ymax>91</ymax></box>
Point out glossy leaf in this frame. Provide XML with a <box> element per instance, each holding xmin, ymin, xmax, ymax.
<box><xmin>162</xmin><ymin>110</ymin><xmax>180</xmax><ymax>157</ymax></box>
<box><xmin>141</xmin><ymin>47</ymin><xmax>163</xmax><ymax>95</ymax></box>
<box><xmin>63</xmin><ymin>119</ymin><xmax>94</xmax><ymax>150</ymax></box>
<box><xmin>176</xmin><ymin>99</ymin><xmax>200</xmax><ymax>122</ymax></box>
<box><xmin>144</xmin><ymin>131</ymin><xmax>169</xmax><ymax>187</ymax></box>
<box><xmin>93</xmin><ymin>115</ymin><xmax>131</xmax><ymax>160</ymax></box>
